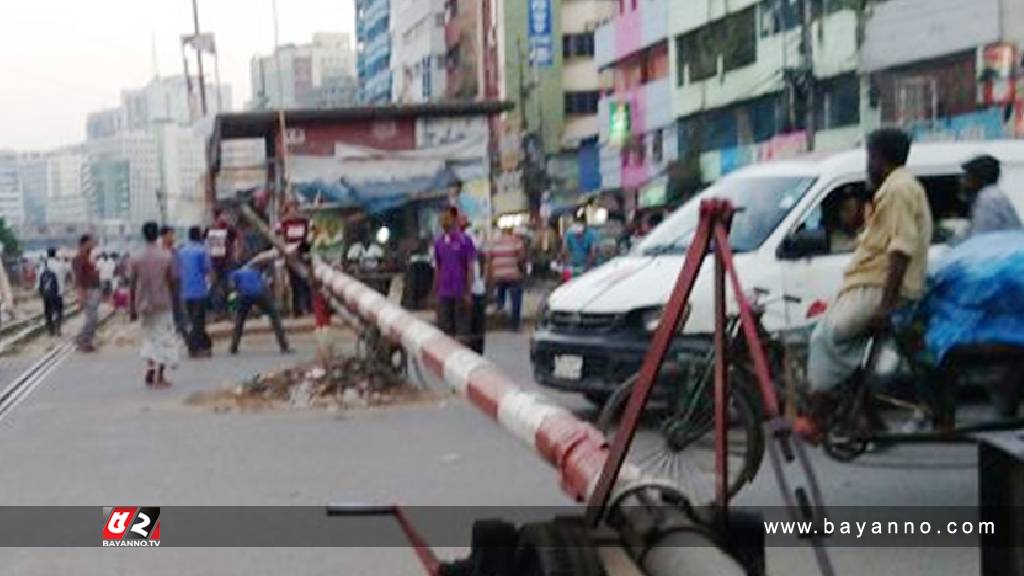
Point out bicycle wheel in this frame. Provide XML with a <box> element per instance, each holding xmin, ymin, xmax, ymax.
<box><xmin>596</xmin><ymin>368</ymin><xmax>764</xmax><ymax>505</ymax></box>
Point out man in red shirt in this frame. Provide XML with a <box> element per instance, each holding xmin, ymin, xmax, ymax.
<box><xmin>72</xmin><ymin>234</ymin><xmax>102</xmax><ymax>352</ymax></box>
<box><xmin>487</xmin><ymin>227</ymin><xmax>526</xmax><ymax>331</ymax></box>
<box><xmin>311</xmin><ymin>279</ymin><xmax>334</xmax><ymax>370</ymax></box>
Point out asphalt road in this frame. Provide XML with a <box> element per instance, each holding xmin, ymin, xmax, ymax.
<box><xmin>0</xmin><ymin>322</ymin><xmax>983</xmax><ymax>575</ymax></box>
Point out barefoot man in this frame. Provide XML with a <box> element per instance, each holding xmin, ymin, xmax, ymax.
<box><xmin>130</xmin><ymin>221</ymin><xmax>180</xmax><ymax>388</ymax></box>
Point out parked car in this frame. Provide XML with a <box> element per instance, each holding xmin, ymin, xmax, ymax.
<box><xmin>530</xmin><ymin>140</ymin><xmax>1024</xmax><ymax>405</ymax></box>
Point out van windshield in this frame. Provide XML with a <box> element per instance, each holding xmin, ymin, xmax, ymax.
<box><xmin>637</xmin><ymin>176</ymin><xmax>816</xmax><ymax>255</ymax></box>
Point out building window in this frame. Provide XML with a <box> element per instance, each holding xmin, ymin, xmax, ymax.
<box><xmin>723</xmin><ymin>7</ymin><xmax>756</xmax><ymax>72</ymax></box>
<box><xmin>676</xmin><ymin>6</ymin><xmax>757</xmax><ymax>85</ymax></box>
<box><xmin>632</xmin><ymin>134</ymin><xmax>646</xmax><ymax>165</ymax></box>
<box><xmin>562</xmin><ymin>33</ymin><xmax>595</xmax><ymax>59</ymax></box>
<box><xmin>676</xmin><ymin>29</ymin><xmax>717</xmax><ymax>84</ymax></box>
<box><xmin>652</xmin><ymin>129</ymin><xmax>664</xmax><ymax>163</ymax></box>
<box><xmin>564</xmin><ymin>91</ymin><xmax>600</xmax><ymax>115</ymax></box>
<box><xmin>816</xmin><ymin>73</ymin><xmax>860</xmax><ymax>129</ymax></box>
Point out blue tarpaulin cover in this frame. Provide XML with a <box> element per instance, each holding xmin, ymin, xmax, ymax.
<box><xmin>917</xmin><ymin>231</ymin><xmax>1024</xmax><ymax>362</ymax></box>
<box><xmin>294</xmin><ymin>168</ymin><xmax>459</xmax><ymax>214</ymax></box>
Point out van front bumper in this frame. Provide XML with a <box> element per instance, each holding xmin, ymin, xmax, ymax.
<box><xmin>529</xmin><ymin>327</ymin><xmax>711</xmax><ymax>396</ymax></box>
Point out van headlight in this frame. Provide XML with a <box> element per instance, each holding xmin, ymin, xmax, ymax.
<box><xmin>642</xmin><ymin>307</ymin><xmax>664</xmax><ymax>333</ymax></box>
<box><xmin>537</xmin><ymin>300</ymin><xmax>552</xmax><ymax>328</ymax></box>
<box><xmin>641</xmin><ymin>304</ymin><xmax>692</xmax><ymax>334</ymax></box>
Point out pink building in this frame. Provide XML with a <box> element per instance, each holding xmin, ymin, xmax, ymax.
<box><xmin>595</xmin><ymin>0</ymin><xmax>676</xmax><ymax>215</ymax></box>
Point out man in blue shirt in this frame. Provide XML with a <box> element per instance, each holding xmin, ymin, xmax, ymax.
<box><xmin>961</xmin><ymin>155</ymin><xmax>1023</xmax><ymax>235</ymax></box>
<box><xmin>562</xmin><ymin>213</ymin><xmax>598</xmax><ymax>277</ymax></box>
<box><xmin>228</xmin><ymin>258</ymin><xmax>291</xmax><ymax>355</ymax></box>
<box><xmin>178</xmin><ymin>226</ymin><xmax>214</xmax><ymax>357</ymax></box>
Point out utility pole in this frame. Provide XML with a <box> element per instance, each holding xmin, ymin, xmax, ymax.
<box><xmin>271</xmin><ymin>0</ymin><xmax>289</xmax><ymax>310</ymax></box>
<box><xmin>516</xmin><ymin>37</ymin><xmax>543</xmax><ymax>212</ymax></box>
<box><xmin>800</xmin><ymin>0</ymin><xmax>816</xmax><ymax>151</ymax></box>
<box><xmin>191</xmin><ymin>0</ymin><xmax>208</xmax><ymax>116</ymax></box>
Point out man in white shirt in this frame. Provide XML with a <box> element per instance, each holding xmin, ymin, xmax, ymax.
<box><xmin>345</xmin><ymin>230</ymin><xmax>384</xmax><ymax>271</ymax></box>
<box><xmin>98</xmin><ymin>253</ymin><xmax>117</xmax><ymax>297</ymax></box>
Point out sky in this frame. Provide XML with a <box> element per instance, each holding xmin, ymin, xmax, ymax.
<box><xmin>0</xmin><ymin>0</ymin><xmax>355</xmax><ymax>151</ymax></box>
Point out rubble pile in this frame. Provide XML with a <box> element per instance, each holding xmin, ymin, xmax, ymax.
<box><xmin>186</xmin><ymin>357</ymin><xmax>446</xmax><ymax>413</ymax></box>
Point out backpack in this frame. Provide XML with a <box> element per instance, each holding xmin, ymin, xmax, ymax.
<box><xmin>39</xmin><ymin>264</ymin><xmax>59</xmax><ymax>301</ymax></box>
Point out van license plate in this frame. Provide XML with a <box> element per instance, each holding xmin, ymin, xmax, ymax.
<box><xmin>553</xmin><ymin>355</ymin><xmax>583</xmax><ymax>380</ymax></box>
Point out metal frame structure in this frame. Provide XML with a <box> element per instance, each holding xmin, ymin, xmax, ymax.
<box><xmin>585</xmin><ymin>199</ymin><xmax>836</xmax><ymax>575</ymax></box>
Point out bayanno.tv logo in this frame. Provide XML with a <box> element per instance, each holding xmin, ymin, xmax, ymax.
<box><xmin>102</xmin><ymin>507</ymin><xmax>161</xmax><ymax>547</ymax></box>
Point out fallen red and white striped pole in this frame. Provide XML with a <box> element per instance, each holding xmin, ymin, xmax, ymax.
<box><xmin>240</xmin><ymin>206</ymin><xmax>748</xmax><ymax>575</ymax></box>
<box><xmin>313</xmin><ymin>262</ymin><xmax>613</xmax><ymax>502</ymax></box>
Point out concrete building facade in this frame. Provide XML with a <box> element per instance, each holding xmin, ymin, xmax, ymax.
<box><xmin>17</xmin><ymin>152</ymin><xmax>49</xmax><ymax>227</ymax></box>
<box><xmin>45</xmin><ymin>146</ymin><xmax>89</xmax><ymax>226</ymax></box>
<box><xmin>250</xmin><ymin>33</ymin><xmax>357</xmax><ymax>109</ymax></box>
<box><xmin>0</xmin><ymin>151</ymin><xmax>23</xmax><ymax>227</ymax></box>
<box><xmin>390</xmin><ymin>0</ymin><xmax>447</xmax><ymax>103</ymax></box>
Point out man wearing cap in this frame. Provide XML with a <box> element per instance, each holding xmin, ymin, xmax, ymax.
<box><xmin>961</xmin><ymin>155</ymin><xmax>1022</xmax><ymax>235</ymax></box>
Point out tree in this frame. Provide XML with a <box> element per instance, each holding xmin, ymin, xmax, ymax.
<box><xmin>0</xmin><ymin>218</ymin><xmax>21</xmax><ymax>257</ymax></box>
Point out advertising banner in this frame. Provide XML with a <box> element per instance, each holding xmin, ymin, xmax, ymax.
<box><xmin>528</xmin><ymin>0</ymin><xmax>554</xmax><ymax>68</ymax></box>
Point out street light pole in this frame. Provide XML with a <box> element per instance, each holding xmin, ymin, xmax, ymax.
<box><xmin>190</xmin><ymin>0</ymin><xmax>208</xmax><ymax>116</ymax></box>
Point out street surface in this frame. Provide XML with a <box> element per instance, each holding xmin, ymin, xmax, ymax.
<box><xmin>0</xmin><ymin>314</ymin><xmax>981</xmax><ymax>575</ymax></box>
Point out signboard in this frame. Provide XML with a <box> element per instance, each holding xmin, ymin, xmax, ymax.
<box><xmin>528</xmin><ymin>0</ymin><xmax>554</xmax><ymax>68</ymax></box>
<box><xmin>638</xmin><ymin>179</ymin><xmax>667</xmax><ymax>209</ymax></box>
<box><xmin>979</xmin><ymin>43</ymin><xmax>1019</xmax><ymax>105</ymax></box>
<box><xmin>609</xmin><ymin>102</ymin><xmax>631</xmax><ymax>147</ymax></box>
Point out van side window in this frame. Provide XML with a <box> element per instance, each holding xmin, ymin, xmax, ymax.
<box><xmin>918</xmin><ymin>174</ymin><xmax>969</xmax><ymax>244</ymax></box>
<box><xmin>792</xmin><ymin>182</ymin><xmax>868</xmax><ymax>256</ymax></box>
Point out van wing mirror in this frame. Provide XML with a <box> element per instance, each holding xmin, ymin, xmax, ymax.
<box><xmin>777</xmin><ymin>228</ymin><xmax>829</xmax><ymax>260</ymax></box>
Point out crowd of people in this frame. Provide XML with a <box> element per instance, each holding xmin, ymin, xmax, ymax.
<box><xmin>24</xmin><ymin>205</ymin><xmax>303</xmax><ymax>389</ymax></box>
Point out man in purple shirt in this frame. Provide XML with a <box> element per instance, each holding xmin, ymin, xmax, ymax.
<box><xmin>433</xmin><ymin>208</ymin><xmax>475</xmax><ymax>340</ymax></box>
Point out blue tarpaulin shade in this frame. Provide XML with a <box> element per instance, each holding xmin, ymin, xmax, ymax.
<box><xmin>918</xmin><ymin>231</ymin><xmax>1024</xmax><ymax>362</ymax></box>
<box><xmin>295</xmin><ymin>168</ymin><xmax>459</xmax><ymax>214</ymax></box>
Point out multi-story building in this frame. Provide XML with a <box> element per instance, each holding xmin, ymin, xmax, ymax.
<box><xmin>0</xmin><ymin>151</ymin><xmax>23</xmax><ymax>228</ymax></box>
<box><xmin>250</xmin><ymin>33</ymin><xmax>357</xmax><ymax>109</ymax></box>
<box><xmin>491</xmin><ymin>0</ymin><xmax>615</xmax><ymax>214</ymax></box>
<box><xmin>670</xmin><ymin>0</ymin><xmax>863</xmax><ymax>187</ymax></box>
<box><xmin>155</xmin><ymin>123</ymin><xmax>208</xmax><ymax>226</ymax></box>
<box><xmin>390</xmin><ymin>0</ymin><xmax>447</xmax><ymax>103</ymax></box>
<box><xmin>17</xmin><ymin>152</ymin><xmax>49</xmax><ymax>227</ymax></box>
<box><xmin>84</xmin><ymin>73</ymin><xmax>231</xmax><ymax>228</ymax></box>
<box><xmin>861</xmin><ymin>0</ymin><xmax>1024</xmax><ymax>141</ymax></box>
<box><xmin>122</xmin><ymin>75</ymin><xmax>232</xmax><ymax>129</ymax></box>
<box><xmin>357</xmin><ymin>0</ymin><xmax>394</xmax><ymax>103</ymax></box>
<box><xmin>444</xmin><ymin>0</ymin><xmax>482</xmax><ymax>101</ymax></box>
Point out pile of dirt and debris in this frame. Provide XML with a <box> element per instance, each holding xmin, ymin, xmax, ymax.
<box><xmin>185</xmin><ymin>357</ymin><xmax>448</xmax><ymax>414</ymax></box>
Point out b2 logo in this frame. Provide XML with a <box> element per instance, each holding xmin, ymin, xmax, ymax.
<box><xmin>102</xmin><ymin>507</ymin><xmax>161</xmax><ymax>546</ymax></box>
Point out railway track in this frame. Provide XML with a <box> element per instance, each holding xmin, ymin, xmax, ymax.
<box><xmin>0</xmin><ymin>342</ymin><xmax>74</xmax><ymax>424</ymax></box>
<box><xmin>0</xmin><ymin>299</ymin><xmax>82</xmax><ymax>355</ymax></box>
<box><xmin>0</xmin><ymin>303</ymin><xmax>117</xmax><ymax>424</ymax></box>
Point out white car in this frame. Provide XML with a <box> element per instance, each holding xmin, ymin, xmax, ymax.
<box><xmin>530</xmin><ymin>140</ymin><xmax>1024</xmax><ymax>403</ymax></box>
